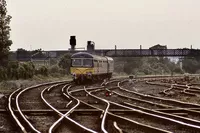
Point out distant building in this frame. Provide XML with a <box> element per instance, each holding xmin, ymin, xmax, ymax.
<box><xmin>149</xmin><ymin>44</ymin><xmax>167</xmax><ymax>50</ymax></box>
<box><xmin>31</xmin><ymin>59</ymin><xmax>50</xmax><ymax>68</ymax></box>
<box><xmin>31</xmin><ymin>51</ymin><xmax>50</xmax><ymax>68</ymax></box>
<box><xmin>149</xmin><ymin>44</ymin><xmax>167</xmax><ymax>56</ymax></box>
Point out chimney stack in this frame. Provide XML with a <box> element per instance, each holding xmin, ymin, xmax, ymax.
<box><xmin>70</xmin><ymin>36</ymin><xmax>76</xmax><ymax>51</ymax></box>
<box><xmin>87</xmin><ymin>41</ymin><xmax>95</xmax><ymax>51</ymax></box>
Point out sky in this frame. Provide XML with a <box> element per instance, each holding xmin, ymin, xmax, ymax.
<box><xmin>6</xmin><ymin>0</ymin><xmax>200</xmax><ymax>51</ymax></box>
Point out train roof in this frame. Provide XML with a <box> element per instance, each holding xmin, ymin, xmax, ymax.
<box><xmin>105</xmin><ymin>56</ymin><xmax>113</xmax><ymax>61</ymax></box>
<box><xmin>71</xmin><ymin>52</ymin><xmax>93</xmax><ymax>58</ymax></box>
<box><xmin>71</xmin><ymin>52</ymin><xmax>112</xmax><ymax>61</ymax></box>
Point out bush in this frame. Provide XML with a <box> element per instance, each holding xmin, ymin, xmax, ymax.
<box><xmin>49</xmin><ymin>65</ymin><xmax>60</xmax><ymax>74</ymax></box>
<box><xmin>58</xmin><ymin>54</ymin><xmax>71</xmax><ymax>74</ymax></box>
<box><xmin>50</xmin><ymin>58</ymin><xmax>58</xmax><ymax>65</ymax></box>
<box><xmin>48</xmin><ymin>65</ymin><xmax>67</xmax><ymax>76</ymax></box>
<box><xmin>7</xmin><ymin>61</ymin><xmax>19</xmax><ymax>79</ymax></box>
<box><xmin>0</xmin><ymin>67</ymin><xmax>7</xmax><ymax>81</ymax></box>
<box><xmin>17</xmin><ymin>65</ymin><xmax>26</xmax><ymax>79</ymax></box>
<box><xmin>20</xmin><ymin>62</ymin><xmax>35</xmax><ymax>79</ymax></box>
<box><xmin>5</xmin><ymin>61</ymin><xmax>36</xmax><ymax>80</ymax></box>
<box><xmin>59</xmin><ymin>68</ymin><xmax>67</xmax><ymax>75</ymax></box>
<box><xmin>37</xmin><ymin>66</ymin><xmax>48</xmax><ymax>76</ymax></box>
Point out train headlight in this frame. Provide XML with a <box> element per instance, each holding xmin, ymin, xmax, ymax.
<box><xmin>74</xmin><ymin>74</ymin><xmax>78</xmax><ymax>79</ymax></box>
<box><xmin>87</xmin><ymin>72</ymin><xmax>92</xmax><ymax>76</ymax></box>
<box><xmin>72</xmin><ymin>73</ymin><xmax>76</xmax><ymax>77</ymax></box>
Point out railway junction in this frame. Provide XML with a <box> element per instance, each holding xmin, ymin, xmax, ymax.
<box><xmin>0</xmin><ymin>75</ymin><xmax>200</xmax><ymax>132</ymax></box>
<box><xmin>2</xmin><ymin>0</ymin><xmax>200</xmax><ymax>132</ymax></box>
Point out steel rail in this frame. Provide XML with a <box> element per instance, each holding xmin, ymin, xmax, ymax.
<box><xmin>122</xmin><ymin>101</ymin><xmax>200</xmax><ymax>126</ymax></box>
<box><xmin>107</xmin><ymin>89</ymin><xmax>173</xmax><ymax>109</ymax></box>
<box><xmin>163</xmin><ymin>83</ymin><xmax>197</xmax><ymax>96</ymax></box>
<box><xmin>69</xmin><ymin>86</ymin><xmax>104</xmax><ymax>93</ymax></box>
<box><xmin>68</xmin><ymin>87</ymin><xmax>171</xmax><ymax>133</ymax></box>
<box><xmin>118</xmin><ymin>81</ymin><xmax>200</xmax><ymax>119</ymax></box>
<box><xmin>84</xmin><ymin>86</ymin><xmax>110</xmax><ymax>133</ymax></box>
<box><xmin>41</xmin><ymin>85</ymin><xmax>71</xmax><ymax>116</ymax></box>
<box><xmin>91</xmin><ymin>86</ymin><xmax>200</xmax><ymax>127</ymax></box>
<box><xmin>113</xmin><ymin>121</ymin><xmax>123</xmax><ymax>133</ymax></box>
<box><xmin>101</xmin><ymin>95</ymin><xmax>200</xmax><ymax>130</ymax></box>
<box><xmin>48</xmin><ymin>99</ymin><xmax>73</xmax><ymax>133</ymax></box>
<box><xmin>41</xmin><ymin>84</ymin><xmax>97</xmax><ymax>133</ymax></box>
<box><xmin>16</xmin><ymin>88</ymin><xmax>42</xmax><ymax>133</ymax></box>
<box><xmin>150</xmin><ymin>82</ymin><xmax>200</xmax><ymax>106</ymax></box>
<box><xmin>184</xmin><ymin>88</ymin><xmax>200</xmax><ymax>94</ymax></box>
<box><xmin>118</xmin><ymin>81</ymin><xmax>200</xmax><ymax>108</ymax></box>
<box><xmin>145</xmin><ymin>80</ymin><xmax>200</xmax><ymax>96</ymax></box>
<box><xmin>182</xmin><ymin>85</ymin><xmax>197</xmax><ymax>96</ymax></box>
<box><xmin>146</xmin><ymin>80</ymin><xmax>172</xmax><ymax>87</ymax></box>
<box><xmin>47</xmin><ymin>82</ymin><xmax>67</xmax><ymax>92</ymax></box>
<box><xmin>65</xmin><ymin>85</ymin><xmax>98</xmax><ymax>133</ymax></box>
<box><xmin>15</xmin><ymin>80</ymin><xmax>69</xmax><ymax>133</ymax></box>
<box><xmin>90</xmin><ymin>87</ymin><xmax>200</xmax><ymax>117</ymax></box>
<box><xmin>170</xmin><ymin>84</ymin><xmax>200</xmax><ymax>95</ymax></box>
<box><xmin>101</xmin><ymin>79</ymin><xmax>107</xmax><ymax>86</ymax></box>
<box><xmin>104</xmin><ymin>80</ymin><xmax>120</xmax><ymax>86</ymax></box>
<box><xmin>47</xmin><ymin>84</ymin><xmax>57</xmax><ymax>92</ymax></box>
<box><xmin>190</xmin><ymin>86</ymin><xmax>200</xmax><ymax>90</ymax></box>
<box><xmin>48</xmin><ymin>84</ymin><xmax>76</xmax><ymax>133</ymax></box>
<box><xmin>116</xmin><ymin>82</ymin><xmax>200</xmax><ymax>128</ymax></box>
<box><xmin>90</xmin><ymin>87</ymin><xmax>173</xmax><ymax>109</ymax></box>
<box><xmin>8</xmin><ymin>88</ymin><xmax>27</xmax><ymax>133</ymax></box>
<box><xmin>61</xmin><ymin>84</ymin><xmax>71</xmax><ymax>99</ymax></box>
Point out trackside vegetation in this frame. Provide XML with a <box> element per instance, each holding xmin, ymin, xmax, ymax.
<box><xmin>114</xmin><ymin>56</ymin><xmax>200</xmax><ymax>76</ymax></box>
<box><xmin>0</xmin><ymin>55</ymin><xmax>71</xmax><ymax>81</ymax></box>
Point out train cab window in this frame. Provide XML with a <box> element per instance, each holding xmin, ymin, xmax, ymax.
<box><xmin>83</xmin><ymin>59</ymin><xmax>93</xmax><ymax>67</ymax></box>
<box><xmin>98</xmin><ymin>61</ymin><xmax>100</xmax><ymax>67</ymax></box>
<box><xmin>93</xmin><ymin>60</ymin><xmax>97</xmax><ymax>67</ymax></box>
<box><xmin>72</xmin><ymin>59</ymin><xmax>82</xmax><ymax>66</ymax></box>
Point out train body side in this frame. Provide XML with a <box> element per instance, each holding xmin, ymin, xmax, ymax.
<box><xmin>70</xmin><ymin>52</ymin><xmax>114</xmax><ymax>83</ymax></box>
<box><xmin>105</xmin><ymin>56</ymin><xmax>114</xmax><ymax>76</ymax></box>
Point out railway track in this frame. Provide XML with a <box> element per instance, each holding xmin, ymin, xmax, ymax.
<box><xmin>67</xmin><ymin>86</ymin><xmax>169</xmax><ymax>133</ymax></box>
<box><xmin>89</xmin><ymin>85</ymin><xmax>200</xmax><ymax>132</ymax></box>
<box><xmin>8</xmin><ymin>80</ymin><xmax>70</xmax><ymax>132</ymax></box>
<box><xmin>4</xmin><ymin>75</ymin><xmax>200</xmax><ymax>132</ymax></box>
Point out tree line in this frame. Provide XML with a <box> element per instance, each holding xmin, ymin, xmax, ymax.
<box><xmin>0</xmin><ymin>53</ymin><xmax>71</xmax><ymax>81</ymax></box>
<box><xmin>114</xmin><ymin>56</ymin><xmax>189</xmax><ymax>75</ymax></box>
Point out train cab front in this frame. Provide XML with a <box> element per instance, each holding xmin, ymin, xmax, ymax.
<box><xmin>71</xmin><ymin>72</ymin><xmax>93</xmax><ymax>83</ymax></box>
<box><xmin>70</xmin><ymin>56</ymin><xmax>94</xmax><ymax>84</ymax></box>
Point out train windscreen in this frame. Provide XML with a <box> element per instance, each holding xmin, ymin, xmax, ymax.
<box><xmin>72</xmin><ymin>59</ymin><xmax>82</xmax><ymax>66</ymax></box>
<box><xmin>83</xmin><ymin>59</ymin><xmax>93</xmax><ymax>67</ymax></box>
<box><xmin>72</xmin><ymin>59</ymin><xmax>93</xmax><ymax>67</ymax></box>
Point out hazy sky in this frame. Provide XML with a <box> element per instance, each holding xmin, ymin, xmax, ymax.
<box><xmin>6</xmin><ymin>0</ymin><xmax>200</xmax><ymax>51</ymax></box>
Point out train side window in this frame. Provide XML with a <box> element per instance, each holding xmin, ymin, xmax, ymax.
<box><xmin>94</xmin><ymin>60</ymin><xmax>97</xmax><ymax>67</ymax></box>
<box><xmin>98</xmin><ymin>61</ymin><xmax>102</xmax><ymax>67</ymax></box>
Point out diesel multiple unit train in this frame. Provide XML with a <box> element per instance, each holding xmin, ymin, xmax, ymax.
<box><xmin>70</xmin><ymin>52</ymin><xmax>114</xmax><ymax>83</ymax></box>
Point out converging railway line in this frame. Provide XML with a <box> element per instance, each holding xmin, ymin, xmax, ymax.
<box><xmin>2</xmin><ymin>75</ymin><xmax>200</xmax><ymax>132</ymax></box>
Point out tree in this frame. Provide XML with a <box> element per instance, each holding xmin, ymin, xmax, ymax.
<box><xmin>182</xmin><ymin>57</ymin><xmax>200</xmax><ymax>73</ymax></box>
<box><xmin>58</xmin><ymin>54</ymin><xmax>71</xmax><ymax>74</ymax></box>
<box><xmin>0</xmin><ymin>0</ymin><xmax>12</xmax><ymax>66</ymax></box>
<box><xmin>16</xmin><ymin>48</ymin><xmax>30</xmax><ymax>60</ymax></box>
